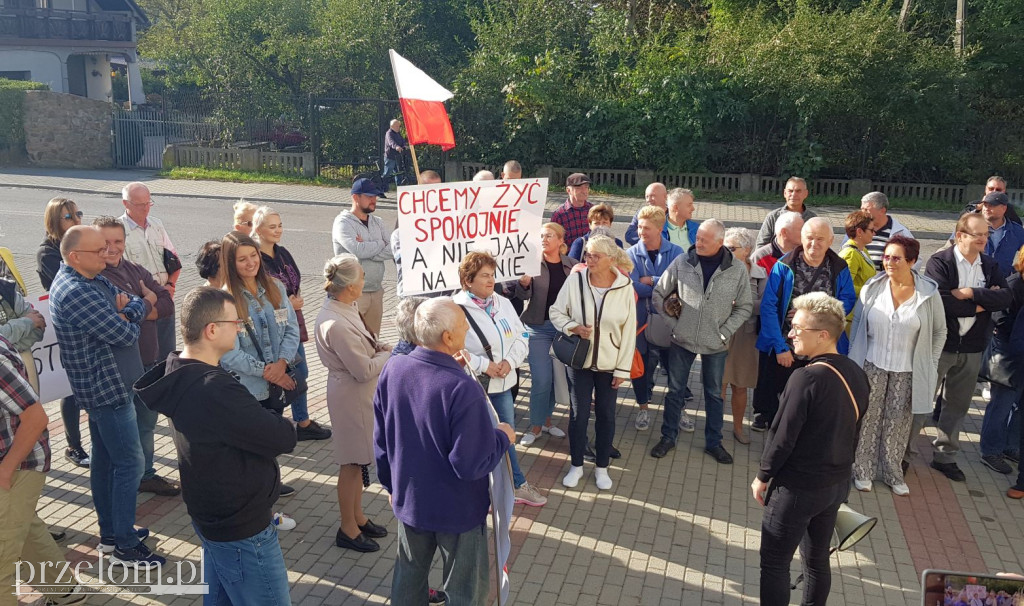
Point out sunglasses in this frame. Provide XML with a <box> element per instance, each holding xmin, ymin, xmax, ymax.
<box><xmin>63</xmin><ymin>211</ymin><xmax>85</xmax><ymax>220</ymax></box>
<box><xmin>239</xmin><ymin>221</ymin><xmax>254</xmax><ymax>227</ymax></box>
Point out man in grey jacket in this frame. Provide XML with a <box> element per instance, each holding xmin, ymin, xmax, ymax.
<box><xmin>650</xmin><ymin>219</ymin><xmax>753</xmax><ymax>464</ymax></box>
<box><xmin>332</xmin><ymin>178</ymin><xmax>392</xmax><ymax>335</ymax></box>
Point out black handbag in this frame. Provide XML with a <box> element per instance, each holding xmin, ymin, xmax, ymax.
<box><xmin>163</xmin><ymin>248</ymin><xmax>182</xmax><ymax>275</ymax></box>
<box><xmin>459</xmin><ymin>305</ymin><xmax>493</xmax><ymax>391</ymax></box>
<box><xmin>553</xmin><ymin>272</ymin><xmax>591</xmax><ymax>369</ymax></box>
<box><xmin>244</xmin><ymin>322</ymin><xmax>307</xmax><ymax>411</ymax></box>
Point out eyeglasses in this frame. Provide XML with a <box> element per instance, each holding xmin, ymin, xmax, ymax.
<box><xmin>127</xmin><ymin>200</ymin><xmax>154</xmax><ymax>208</ymax></box>
<box><xmin>959</xmin><ymin>230</ymin><xmax>989</xmax><ymax>239</ymax></box>
<box><xmin>539</xmin><ymin>233</ymin><xmax>559</xmax><ymax>240</ymax></box>
<box><xmin>211</xmin><ymin>319</ymin><xmax>246</xmax><ymax>331</ymax></box>
<box><xmin>725</xmin><ymin>245</ymin><xmax>741</xmax><ymax>252</ymax></box>
<box><xmin>62</xmin><ymin>211</ymin><xmax>84</xmax><ymax>220</ymax></box>
<box><xmin>72</xmin><ymin>247</ymin><xmax>109</xmax><ymax>256</ymax></box>
<box><xmin>882</xmin><ymin>254</ymin><xmax>905</xmax><ymax>263</ymax></box>
<box><xmin>239</xmin><ymin>221</ymin><xmax>253</xmax><ymax>227</ymax></box>
<box><xmin>583</xmin><ymin>252</ymin><xmax>606</xmax><ymax>261</ymax></box>
<box><xmin>790</xmin><ymin>323</ymin><xmax>825</xmax><ymax>335</ymax></box>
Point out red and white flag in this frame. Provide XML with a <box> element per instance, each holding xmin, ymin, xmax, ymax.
<box><xmin>389</xmin><ymin>49</ymin><xmax>456</xmax><ymax>151</ymax></box>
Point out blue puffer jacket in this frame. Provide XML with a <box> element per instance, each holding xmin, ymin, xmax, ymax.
<box><xmin>755</xmin><ymin>247</ymin><xmax>856</xmax><ymax>355</ymax></box>
<box><xmin>627</xmin><ymin>237</ymin><xmax>683</xmax><ymax>353</ymax></box>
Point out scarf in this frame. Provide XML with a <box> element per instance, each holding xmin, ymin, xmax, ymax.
<box><xmin>468</xmin><ymin>291</ymin><xmax>497</xmax><ymax>319</ymax></box>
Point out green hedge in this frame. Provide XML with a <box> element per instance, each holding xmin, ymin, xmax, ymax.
<box><xmin>0</xmin><ymin>79</ymin><xmax>50</xmax><ymax>158</ymax></box>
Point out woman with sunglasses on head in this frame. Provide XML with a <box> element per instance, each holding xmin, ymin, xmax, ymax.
<box><xmin>37</xmin><ymin>197</ymin><xmax>90</xmax><ymax>468</ymax></box>
<box><xmin>839</xmin><ymin>210</ymin><xmax>878</xmax><ymax>297</ymax></box>
<box><xmin>848</xmin><ymin>235</ymin><xmax>946</xmax><ymax>496</ymax></box>
<box><xmin>253</xmin><ymin>206</ymin><xmax>330</xmax><ymax>441</ymax></box>
<box><xmin>219</xmin><ymin>231</ymin><xmax>302</xmax><ymax>499</ymax></box>
<box><xmin>233</xmin><ymin>200</ymin><xmax>257</xmax><ymax>236</ymax></box>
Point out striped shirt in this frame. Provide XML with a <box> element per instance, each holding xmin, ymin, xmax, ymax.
<box><xmin>0</xmin><ymin>336</ymin><xmax>49</xmax><ymax>472</ymax></box>
<box><xmin>865</xmin><ymin>216</ymin><xmax>894</xmax><ymax>270</ymax></box>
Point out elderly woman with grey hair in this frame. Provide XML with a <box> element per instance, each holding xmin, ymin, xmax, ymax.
<box><xmin>722</xmin><ymin>227</ymin><xmax>767</xmax><ymax>444</ymax></box>
<box><xmin>314</xmin><ymin>254</ymin><xmax>393</xmax><ymax>553</ymax></box>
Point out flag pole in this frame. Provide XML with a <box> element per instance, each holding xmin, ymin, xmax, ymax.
<box><xmin>408</xmin><ymin>142</ymin><xmax>423</xmax><ymax>185</ymax></box>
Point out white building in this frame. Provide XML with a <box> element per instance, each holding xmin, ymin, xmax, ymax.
<box><xmin>0</xmin><ymin>0</ymin><xmax>148</xmax><ymax>104</ymax></box>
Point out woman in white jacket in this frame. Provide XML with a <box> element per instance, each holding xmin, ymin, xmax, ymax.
<box><xmin>849</xmin><ymin>235</ymin><xmax>946</xmax><ymax>496</ymax></box>
<box><xmin>550</xmin><ymin>235</ymin><xmax>637</xmax><ymax>491</ymax></box>
<box><xmin>453</xmin><ymin>252</ymin><xmax>546</xmax><ymax>507</ymax></box>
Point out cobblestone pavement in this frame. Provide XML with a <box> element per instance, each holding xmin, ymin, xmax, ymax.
<box><xmin>2</xmin><ymin>169</ymin><xmax>1020</xmax><ymax>605</ymax></box>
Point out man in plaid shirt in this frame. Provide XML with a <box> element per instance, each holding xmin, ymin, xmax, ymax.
<box><xmin>551</xmin><ymin>173</ymin><xmax>594</xmax><ymax>246</ymax></box>
<box><xmin>0</xmin><ymin>335</ymin><xmax>84</xmax><ymax>604</ymax></box>
<box><xmin>50</xmin><ymin>225</ymin><xmax>166</xmax><ymax>569</ymax></box>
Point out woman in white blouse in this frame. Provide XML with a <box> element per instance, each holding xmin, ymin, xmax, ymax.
<box><xmin>849</xmin><ymin>235</ymin><xmax>946</xmax><ymax>496</ymax></box>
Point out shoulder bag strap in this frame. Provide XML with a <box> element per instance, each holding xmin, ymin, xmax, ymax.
<box><xmin>810</xmin><ymin>361</ymin><xmax>860</xmax><ymax>421</ymax></box>
<box><xmin>459</xmin><ymin>305</ymin><xmax>494</xmax><ymax>361</ymax></box>
<box><xmin>243</xmin><ymin>321</ymin><xmax>269</xmax><ymax>364</ymax></box>
<box><xmin>578</xmin><ymin>271</ymin><xmax>587</xmax><ymax>327</ymax></box>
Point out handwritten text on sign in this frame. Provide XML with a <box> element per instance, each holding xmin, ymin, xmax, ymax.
<box><xmin>397</xmin><ymin>179</ymin><xmax>547</xmax><ymax>295</ymax></box>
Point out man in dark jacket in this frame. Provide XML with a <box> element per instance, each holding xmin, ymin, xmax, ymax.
<box><xmin>978</xmin><ymin>192</ymin><xmax>1024</xmax><ymax>278</ymax></box>
<box><xmin>135</xmin><ymin>287</ymin><xmax>297</xmax><ymax>604</ymax></box>
<box><xmin>923</xmin><ymin>213</ymin><xmax>1013</xmax><ymax>482</ymax></box>
<box><xmin>752</xmin><ymin>292</ymin><xmax>870</xmax><ymax>606</ymax></box>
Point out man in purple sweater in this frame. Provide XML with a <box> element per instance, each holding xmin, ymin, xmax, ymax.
<box><xmin>374</xmin><ymin>297</ymin><xmax>514</xmax><ymax>604</ymax></box>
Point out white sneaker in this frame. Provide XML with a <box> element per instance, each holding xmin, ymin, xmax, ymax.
<box><xmin>514</xmin><ymin>482</ymin><xmax>547</xmax><ymax>506</ymax></box>
<box><xmin>679</xmin><ymin>412</ymin><xmax>696</xmax><ymax>433</ymax></box>
<box><xmin>982</xmin><ymin>386</ymin><xmax>992</xmax><ymax>400</ymax></box>
<box><xmin>594</xmin><ymin>467</ymin><xmax>613</xmax><ymax>490</ymax></box>
<box><xmin>273</xmin><ymin>512</ymin><xmax>296</xmax><ymax>531</ymax></box>
<box><xmin>543</xmin><ymin>425</ymin><xmax>566</xmax><ymax>438</ymax></box>
<box><xmin>520</xmin><ymin>431</ymin><xmax>539</xmax><ymax>447</ymax></box>
<box><xmin>889</xmin><ymin>482</ymin><xmax>910</xmax><ymax>496</ymax></box>
<box><xmin>562</xmin><ymin>465</ymin><xmax>584</xmax><ymax>488</ymax></box>
<box><xmin>634</xmin><ymin>409</ymin><xmax>651</xmax><ymax>431</ymax></box>
<box><xmin>854</xmin><ymin>479</ymin><xmax>872</xmax><ymax>492</ymax></box>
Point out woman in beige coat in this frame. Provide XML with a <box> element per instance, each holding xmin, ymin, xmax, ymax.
<box><xmin>314</xmin><ymin>254</ymin><xmax>392</xmax><ymax>553</ymax></box>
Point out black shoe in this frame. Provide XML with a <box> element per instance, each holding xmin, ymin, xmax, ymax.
<box><xmin>705</xmin><ymin>445</ymin><xmax>734</xmax><ymax>464</ymax></box>
<box><xmin>650</xmin><ymin>437</ymin><xmax>675</xmax><ymax>459</ymax></box>
<box><xmin>981</xmin><ymin>454</ymin><xmax>1013</xmax><ymax>474</ymax></box>
<box><xmin>50</xmin><ymin>530</ymin><xmax>66</xmax><ymax>542</ymax></box>
<box><xmin>110</xmin><ymin>543</ymin><xmax>166</xmax><ymax>568</ymax></box>
<box><xmin>901</xmin><ymin>460</ymin><xmax>910</xmax><ymax>476</ymax></box>
<box><xmin>610</xmin><ymin>446</ymin><xmax>622</xmax><ymax>459</ymax></box>
<box><xmin>358</xmin><ymin>518</ymin><xmax>388</xmax><ymax>539</ymax></box>
<box><xmin>428</xmin><ymin>588</ymin><xmax>447</xmax><ymax>605</ymax></box>
<box><xmin>65</xmin><ymin>447</ymin><xmax>90</xmax><ymax>468</ymax></box>
<box><xmin>335</xmin><ymin>529</ymin><xmax>379</xmax><ymax>552</ymax></box>
<box><xmin>584</xmin><ymin>442</ymin><xmax>596</xmax><ymax>463</ymax></box>
<box><xmin>1004</xmin><ymin>451</ymin><xmax>1020</xmax><ymax>465</ymax></box>
<box><xmin>278</xmin><ymin>484</ymin><xmax>296</xmax><ymax>498</ymax></box>
<box><xmin>931</xmin><ymin>461</ymin><xmax>966</xmax><ymax>482</ymax></box>
<box><xmin>296</xmin><ymin>420</ymin><xmax>332</xmax><ymax>441</ymax></box>
<box><xmin>138</xmin><ymin>475</ymin><xmax>181</xmax><ymax>497</ymax></box>
<box><xmin>751</xmin><ymin>416</ymin><xmax>768</xmax><ymax>432</ymax></box>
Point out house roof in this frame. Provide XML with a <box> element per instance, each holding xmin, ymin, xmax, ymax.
<box><xmin>93</xmin><ymin>0</ymin><xmax>150</xmax><ymax>27</ymax></box>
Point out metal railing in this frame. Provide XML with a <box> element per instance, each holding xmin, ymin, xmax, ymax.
<box><xmin>0</xmin><ymin>7</ymin><xmax>133</xmax><ymax>42</ymax></box>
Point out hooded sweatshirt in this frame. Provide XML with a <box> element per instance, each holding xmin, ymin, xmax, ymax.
<box><xmin>134</xmin><ymin>354</ymin><xmax>297</xmax><ymax>542</ymax></box>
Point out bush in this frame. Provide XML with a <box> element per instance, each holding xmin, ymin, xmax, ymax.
<box><xmin>0</xmin><ymin>79</ymin><xmax>49</xmax><ymax>159</ymax></box>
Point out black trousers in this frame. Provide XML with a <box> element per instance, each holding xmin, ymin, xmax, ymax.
<box><xmin>567</xmin><ymin>368</ymin><xmax>617</xmax><ymax>467</ymax></box>
<box><xmin>760</xmin><ymin>480</ymin><xmax>849</xmax><ymax>606</ymax></box>
<box><xmin>752</xmin><ymin>350</ymin><xmax>806</xmax><ymax>425</ymax></box>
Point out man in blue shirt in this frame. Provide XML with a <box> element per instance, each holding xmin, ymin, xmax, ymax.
<box><xmin>979</xmin><ymin>192</ymin><xmax>1024</xmax><ymax>278</ymax></box>
<box><xmin>50</xmin><ymin>226</ymin><xmax>165</xmax><ymax>569</ymax></box>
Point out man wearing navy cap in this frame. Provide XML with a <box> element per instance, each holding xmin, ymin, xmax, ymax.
<box><xmin>332</xmin><ymin>178</ymin><xmax>392</xmax><ymax>335</ymax></box>
<box><xmin>979</xmin><ymin>191</ymin><xmax>1024</xmax><ymax>278</ymax></box>
<box><xmin>551</xmin><ymin>173</ymin><xmax>594</xmax><ymax>245</ymax></box>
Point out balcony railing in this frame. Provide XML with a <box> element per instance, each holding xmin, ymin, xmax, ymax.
<box><xmin>0</xmin><ymin>7</ymin><xmax>133</xmax><ymax>42</ymax></box>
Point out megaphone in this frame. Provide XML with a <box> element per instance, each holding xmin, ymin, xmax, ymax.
<box><xmin>831</xmin><ymin>503</ymin><xmax>878</xmax><ymax>551</ymax></box>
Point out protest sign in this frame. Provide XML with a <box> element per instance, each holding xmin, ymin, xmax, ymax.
<box><xmin>28</xmin><ymin>296</ymin><xmax>73</xmax><ymax>404</ymax></box>
<box><xmin>396</xmin><ymin>178</ymin><xmax>547</xmax><ymax>295</ymax></box>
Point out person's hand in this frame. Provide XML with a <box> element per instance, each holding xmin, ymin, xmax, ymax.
<box><xmin>289</xmin><ymin>294</ymin><xmax>304</xmax><ymax>311</ymax></box>
<box><xmin>273</xmin><ymin>373</ymin><xmax>296</xmax><ymax>390</ymax></box>
<box><xmin>26</xmin><ymin>309</ymin><xmax>46</xmax><ymax>330</ymax></box>
<box><xmin>776</xmin><ymin>351</ymin><xmax>794</xmax><ymax>368</ymax></box>
<box><xmin>485</xmin><ymin>361</ymin><xmax>503</xmax><ymax>378</ymax></box>
<box><xmin>751</xmin><ymin>477</ymin><xmax>768</xmax><ymax>506</ymax></box>
<box><xmin>165</xmin><ymin>283</ymin><xmax>176</xmax><ymax>299</ymax></box>
<box><xmin>263</xmin><ymin>360</ymin><xmax>288</xmax><ymax>384</ymax></box>
<box><xmin>570</xmin><ymin>325</ymin><xmax>593</xmax><ymax>339</ymax></box>
<box><xmin>498</xmin><ymin>360</ymin><xmax>512</xmax><ymax>378</ymax></box>
<box><xmin>664</xmin><ymin>295</ymin><xmax>682</xmax><ymax>318</ymax></box>
<box><xmin>139</xmin><ymin>280</ymin><xmax>157</xmax><ymax>305</ymax></box>
<box><xmin>355</xmin><ymin>234</ymin><xmax>364</xmax><ymax>243</ymax></box>
<box><xmin>640</xmin><ymin>276</ymin><xmax>654</xmax><ymax>286</ymax></box>
<box><xmin>951</xmin><ymin>287</ymin><xmax>973</xmax><ymax>300</ymax></box>
<box><xmin>976</xmin><ymin>304</ymin><xmax>985</xmax><ymax>313</ymax></box>
<box><xmin>519</xmin><ymin>275</ymin><xmax>532</xmax><ymax>288</ymax></box>
<box><xmin>397</xmin><ymin>146</ymin><xmax>404</xmax><ymax>152</ymax></box>
<box><xmin>497</xmin><ymin>422</ymin><xmax>515</xmax><ymax>444</ymax></box>
<box><xmin>0</xmin><ymin>465</ymin><xmax>11</xmax><ymax>491</ymax></box>
<box><xmin>611</xmin><ymin>377</ymin><xmax>625</xmax><ymax>389</ymax></box>
<box><xmin>376</xmin><ymin>342</ymin><xmax>392</xmax><ymax>353</ymax></box>
<box><xmin>115</xmin><ymin>293</ymin><xmax>129</xmax><ymax>311</ymax></box>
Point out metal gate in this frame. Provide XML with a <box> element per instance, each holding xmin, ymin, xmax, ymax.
<box><xmin>112</xmin><ymin>109</ymin><xmax>219</xmax><ymax>169</ymax></box>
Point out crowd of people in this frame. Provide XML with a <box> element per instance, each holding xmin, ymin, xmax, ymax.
<box><xmin>0</xmin><ymin>165</ymin><xmax>1021</xmax><ymax>605</ymax></box>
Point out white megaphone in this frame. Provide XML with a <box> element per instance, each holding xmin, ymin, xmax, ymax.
<box><xmin>831</xmin><ymin>503</ymin><xmax>878</xmax><ymax>551</ymax></box>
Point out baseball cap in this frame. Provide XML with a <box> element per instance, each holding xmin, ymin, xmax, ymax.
<box><xmin>566</xmin><ymin>173</ymin><xmax>591</xmax><ymax>187</ymax></box>
<box><xmin>982</xmin><ymin>192</ymin><xmax>1009</xmax><ymax>206</ymax></box>
<box><xmin>351</xmin><ymin>178</ymin><xmax>383</xmax><ymax>197</ymax></box>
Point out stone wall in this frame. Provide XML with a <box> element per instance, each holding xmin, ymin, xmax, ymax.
<box><xmin>22</xmin><ymin>91</ymin><xmax>112</xmax><ymax>169</ymax></box>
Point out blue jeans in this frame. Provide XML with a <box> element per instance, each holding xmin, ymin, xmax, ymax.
<box><xmin>60</xmin><ymin>395</ymin><xmax>83</xmax><ymax>450</ymax></box>
<box><xmin>526</xmin><ymin>321</ymin><xmax>560</xmax><ymax>428</ymax></box>
<box><xmin>392</xmin><ymin>520</ymin><xmax>488</xmax><ymax>606</ymax></box>
<box><xmin>981</xmin><ymin>383</ymin><xmax>1022</xmax><ymax>457</ymax></box>
<box><xmin>135</xmin><ymin>398</ymin><xmax>159</xmax><ymax>481</ymax></box>
<box><xmin>633</xmin><ymin>344</ymin><xmax>671</xmax><ymax>405</ymax></box>
<box><xmin>661</xmin><ymin>344</ymin><xmax>728</xmax><ymax>448</ymax></box>
<box><xmin>194</xmin><ymin>522</ymin><xmax>291</xmax><ymax>606</ymax></box>
<box><xmin>382</xmin><ymin>157</ymin><xmax>400</xmax><ymax>188</ymax></box>
<box><xmin>288</xmin><ymin>344</ymin><xmax>310</xmax><ymax>423</ymax></box>
<box><xmin>156</xmin><ymin>314</ymin><xmax>176</xmax><ymax>361</ymax></box>
<box><xmin>488</xmin><ymin>390</ymin><xmax>526</xmax><ymax>488</ymax></box>
<box><xmin>88</xmin><ymin>400</ymin><xmax>144</xmax><ymax>550</ymax></box>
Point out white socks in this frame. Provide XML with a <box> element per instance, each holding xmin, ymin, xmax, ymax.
<box><xmin>594</xmin><ymin>467</ymin><xmax>612</xmax><ymax>490</ymax></box>
<box><xmin>562</xmin><ymin>465</ymin><xmax>584</xmax><ymax>488</ymax></box>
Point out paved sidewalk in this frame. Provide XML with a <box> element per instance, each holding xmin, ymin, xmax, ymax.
<box><xmin>0</xmin><ymin>167</ymin><xmax>957</xmax><ymax>237</ymax></box>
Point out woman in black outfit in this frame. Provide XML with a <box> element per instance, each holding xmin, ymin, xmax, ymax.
<box><xmin>36</xmin><ymin>197</ymin><xmax>89</xmax><ymax>467</ymax></box>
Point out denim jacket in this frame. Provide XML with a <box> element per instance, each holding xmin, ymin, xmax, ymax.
<box><xmin>220</xmin><ymin>280</ymin><xmax>299</xmax><ymax>401</ymax></box>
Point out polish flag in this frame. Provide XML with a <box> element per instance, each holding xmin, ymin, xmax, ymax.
<box><xmin>389</xmin><ymin>49</ymin><xmax>456</xmax><ymax>151</ymax></box>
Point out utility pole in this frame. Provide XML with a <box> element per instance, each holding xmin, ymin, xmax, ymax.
<box><xmin>898</xmin><ymin>0</ymin><xmax>912</xmax><ymax>29</ymax></box>
<box><xmin>954</xmin><ymin>0</ymin><xmax>965</xmax><ymax>54</ymax></box>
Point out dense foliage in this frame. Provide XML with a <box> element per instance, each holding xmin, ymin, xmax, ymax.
<box><xmin>136</xmin><ymin>0</ymin><xmax>1024</xmax><ymax>183</ymax></box>
<box><xmin>0</xmin><ymin>79</ymin><xmax>50</xmax><ymax>158</ymax></box>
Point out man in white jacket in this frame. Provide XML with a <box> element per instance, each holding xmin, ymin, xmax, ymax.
<box><xmin>860</xmin><ymin>192</ymin><xmax>914</xmax><ymax>271</ymax></box>
<box><xmin>332</xmin><ymin>178</ymin><xmax>392</xmax><ymax>335</ymax></box>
